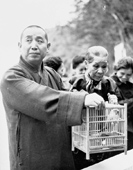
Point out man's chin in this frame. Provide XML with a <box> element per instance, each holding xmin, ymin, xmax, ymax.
<box><xmin>29</xmin><ymin>54</ymin><xmax>44</xmax><ymax>61</ymax></box>
<box><xmin>29</xmin><ymin>53</ymin><xmax>40</xmax><ymax>58</ymax></box>
<box><xmin>28</xmin><ymin>57</ymin><xmax>43</xmax><ymax>66</ymax></box>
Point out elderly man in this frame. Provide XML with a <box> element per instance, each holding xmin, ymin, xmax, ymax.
<box><xmin>0</xmin><ymin>25</ymin><xmax>105</xmax><ymax>170</ymax></box>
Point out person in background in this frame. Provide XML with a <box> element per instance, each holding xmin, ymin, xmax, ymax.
<box><xmin>111</xmin><ymin>56</ymin><xmax>133</xmax><ymax>150</ymax></box>
<box><xmin>69</xmin><ymin>45</ymin><xmax>123</xmax><ymax>170</ymax></box>
<box><xmin>69</xmin><ymin>55</ymin><xmax>86</xmax><ymax>90</ymax></box>
<box><xmin>0</xmin><ymin>25</ymin><xmax>105</xmax><ymax>170</ymax></box>
<box><xmin>71</xmin><ymin>55</ymin><xmax>86</xmax><ymax>76</ymax></box>
<box><xmin>69</xmin><ymin>46</ymin><xmax>121</xmax><ymax>102</ymax></box>
<box><xmin>43</xmin><ymin>56</ymin><xmax>70</xmax><ymax>90</ymax></box>
<box><xmin>43</xmin><ymin>56</ymin><xmax>65</xmax><ymax>77</ymax></box>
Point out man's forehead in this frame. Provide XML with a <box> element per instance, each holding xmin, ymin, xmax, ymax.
<box><xmin>20</xmin><ymin>27</ymin><xmax>47</xmax><ymax>42</ymax></box>
<box><xmin>23</xmin><ymin>27</ymin><xmax>46</xmax><ymax>36</ymax></box>
<box><xmin>88</xmin><ymin>46</ymin><xmax>108</xmax><ymax>55</ymax></box>
<box><xmin>92</xmin><ymin>56</ymin><xmax>108</xmax><ymax>63</ymax></box>
<box><xmin>89</xmin><ymin>51</ymin><xmax>108</xmax><ymax>58</ymax></box>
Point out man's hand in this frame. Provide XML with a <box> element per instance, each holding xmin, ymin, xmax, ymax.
<box><xmin>84</xmin><ymin>93</ymin><xmax>105</xmax><ymax>107</ymax></box>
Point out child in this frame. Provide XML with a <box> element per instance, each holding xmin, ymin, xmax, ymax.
<box><xmin>43</xmin><ymin>56</ymin><xmax>65</xmax><ymax>77</ymax></box>
<box><xmin>70</xmin><ymin>46</ymin><xmax>123</xmax><ymax>170</ymax></box>
<box><xmin>71</xmin><ymin>55</ymin><xmax>86</xmax><ymax>76</ymax></box>
<box><xmin>69</xmin><ymin>55</ymin><xmax>86</xmax><ymax>91</ymax></box>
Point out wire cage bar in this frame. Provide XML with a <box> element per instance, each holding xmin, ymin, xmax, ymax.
<box><xmin>72</xmin><ymin>103</ymin><xmax>127</xmax><ymax>160</ymax></box>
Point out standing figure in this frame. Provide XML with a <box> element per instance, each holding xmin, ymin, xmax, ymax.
<box><xmin>69</xmin><ymin>46</ymin><xmax>121</xmax><ymax>102</ymax></box>
<box><xmin>111</xmin><ymin>56</ymin><xmax>133</xmax><ymax>150</ymax></box>
<box><xmin>0</xmin><ymin>25</ymin><xmax>105</xmax><ymax>170</ymax></box>
<box><xmin>69</xmin><ymin>46</ymin><xmax>123</xmax><ymax>169</ymax></box>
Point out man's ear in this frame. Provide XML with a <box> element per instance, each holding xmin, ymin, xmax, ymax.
<box><xmin>47</xmin><ymin>43</ymin><xmax>51</xmax><ymax>49</ymax></box>
<box><xmin>18</xmin><ymin>42</ymin><xmax>22</xmax><ymax>48</ymax></box>
<box><xmin>18</xmin><ymin>42</ymin><xmax>22</xmax><ymax>52</ymax></box>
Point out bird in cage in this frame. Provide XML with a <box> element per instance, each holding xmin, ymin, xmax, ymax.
<box><xmin>100</xmin><ymin>108</ymin><xmax>121</xmax><ymax>135</ymax></box>
<box><xmin>107</xmin><ymin>109</ymin><xmax>121</xmax><ymax>133</ymax></box>
<box><xmin>107</xmin><ymin>109</ymin><xmax>120</xmax><ymax>121</ymax></box>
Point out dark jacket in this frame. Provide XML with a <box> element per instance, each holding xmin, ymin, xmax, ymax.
<box><xmin>69</xmin><ymin>74</ymin><xmax>123</xmax><ymax>102</ymax></box>
<box><xmin>0</xmin><ymin>57</ymin><xmax>86</xmax><ymax>170</ymax></box>
<box><xmin>111</xmin><ymin>74</ymin><xmax>133</xmax><ymax>133</ymax></box>
<box><xmin>69</xmin><ymin>74</ymin><xmax>124</xmax><ymax>169</ymax></box>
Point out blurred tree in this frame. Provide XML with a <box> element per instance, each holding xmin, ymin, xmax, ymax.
<box><xmin>103</xmin><ymin>0</ymin><xmax>133</xmax><ymax>57</ymax></box>
<box><xmin>68</xmin><ymin>0</ymin><xmax>133</xmax><ymax>73</ymax></box>
<box><xmin>47</xmin><ymin>26</ymin><xmax>88</xmax><ymax>75</ymax></box>
<box><xmin>47</xmin><ymin>0</ymin><xmax>133</xmax><ymax>75</ymax></box>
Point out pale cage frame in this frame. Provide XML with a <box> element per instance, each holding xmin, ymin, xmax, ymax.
<box><xmin>72</xmin><ymin>103</ymin><xmax>127</xmax><ymax>160</ymax></box>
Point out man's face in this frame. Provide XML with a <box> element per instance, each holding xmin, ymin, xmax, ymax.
<box><xmin>19</xmin><ymin>27</ymin><xmax>48</xmax><ymax>66</ymax></box>
<box><xmin>85</xmin><ymin>56</ymin><xmax>108</xmax><ymax>81</ymax></box>
<box><xmin>116</xmin><ymin>68</ymin><xmax>132</xmax><ymax>83</ymax></box>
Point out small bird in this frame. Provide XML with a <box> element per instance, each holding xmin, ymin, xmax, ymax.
<box><xmin>107</xmin><ymin>109</ymin><xmax>120</xmax><ymax>121</ymax></box>
<box><xmin>106</xmin><ymin>109</ymin><xmax>120</xmax><ymax>133</ymax></box>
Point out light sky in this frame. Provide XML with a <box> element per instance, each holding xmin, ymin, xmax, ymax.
<box><xmin>0</xmin><ymin>0</ymin><xmax>75</xmax><ymax>74</ymax></box>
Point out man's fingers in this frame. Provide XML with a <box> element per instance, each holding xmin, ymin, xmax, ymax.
<box><xmin>84</xmin><ymin>93</ymin><xmax>105</xmax><ymax>107</ymax></box>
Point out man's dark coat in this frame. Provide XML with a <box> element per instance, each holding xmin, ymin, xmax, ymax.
<box><xmin>0</xmin><ymin>57</ymin><xmax>86</xmax><ymax>170</ymax></box>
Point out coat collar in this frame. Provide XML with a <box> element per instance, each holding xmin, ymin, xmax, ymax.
<box><xmin>19</xmin><ymin>56</ymin><xmax>44</xmax><ymax>73</ymax></box>
<box><xmin>111</xmin><ymin>73</ymin><xmax>124</xmax><ymax>86</ymax></box>
<box><xmin>85</xmin><ymin>72</ymin><xmax>102</xmax><ymax>90</ymax></box>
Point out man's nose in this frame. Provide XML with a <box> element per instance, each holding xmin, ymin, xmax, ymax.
<box><xmin>122</xmin><ymin>75</ymin><xmax>127</xmax><ymax>79</ymax></box>
<box><xmin>31</xmin><ymin>40</ymin><xmax>38</xmax><ymax>50</ymax></box>
<box><xmin>97</xmin><ymin>67</ymin><xmax>103</xmax><ymax>73</ymax></box>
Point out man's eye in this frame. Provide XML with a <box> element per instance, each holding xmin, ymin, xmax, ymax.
<box><xmin>37</xmin><ymin>39</ymin><xmax>43</xmax><ymax>43</ymax></box>
<box><xmin>93</xmin><ymin>65</ymin><xmax>99</xmax><ymax>69</ymax></box>
<box><xmin>102</xmin><ymin>65</ymin><xmax>107</xmax><ymax>69</ymax></box>
<box><xmin>26</xmin><ymin>39</ymin><xmax>32</xmax><ymax>42</ymax></box>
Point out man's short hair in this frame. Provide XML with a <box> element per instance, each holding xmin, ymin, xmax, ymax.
<box><xmin>85</xmin><ymin>46</ymin><xmax>108</xmax><ymax>63</ymax></box>
<box><xmin>20</xmin><ymin>25</ymin><xmax>48</xmax><ymax>42</ymax></box>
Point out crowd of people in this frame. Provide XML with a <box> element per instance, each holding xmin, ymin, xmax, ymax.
<box><xmin>0</xmin><ymin>25</ymin><xmax>133</xmax><ymax>170</ymax></box>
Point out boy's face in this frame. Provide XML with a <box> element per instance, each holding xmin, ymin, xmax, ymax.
<box><xmin>85</xmin><ymin>56</ymin><xmax>108</xmax><ymax>81</ymax></box>
<box><xmin>75</xmin><ymin>62</ymin><xmax>86</xmax><ymax>75</ymax></box>
<box><xmin>57</xmin><ymin>63</ymin><xmax>65</xmax><ymax>77</ymax></box>
<box><xmin>116</xmin><ymin>68</ymin><xmax>132</xmax><ymax>83</ymax></box>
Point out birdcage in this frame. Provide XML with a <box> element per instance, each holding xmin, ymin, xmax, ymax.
<box><xmin>72</xmin><ymin>103</ymin><xmax>127</xmax><ymax>160</ymax></box>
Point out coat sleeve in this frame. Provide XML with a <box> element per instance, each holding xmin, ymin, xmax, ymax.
<box><xmin>0</xmin><ymin>67</ymin><xmax>86</xmax><ymax>126</ymax></box>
